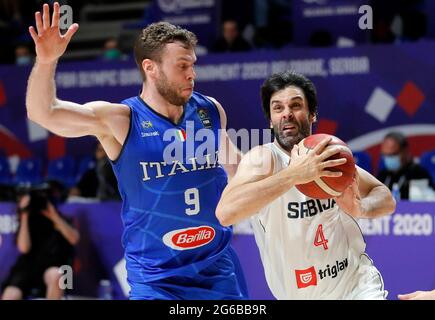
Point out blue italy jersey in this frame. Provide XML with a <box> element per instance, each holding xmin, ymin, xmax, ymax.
<box><xmin>111</xmin><ymin>92</ymin><xmax>248</xmax><ymax>300</ymax></box>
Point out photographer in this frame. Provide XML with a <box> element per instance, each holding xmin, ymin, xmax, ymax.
<box><xmin>1</xmin><ymin>187</ymin><xmax>79</xmax><ymax>300</ymax></box>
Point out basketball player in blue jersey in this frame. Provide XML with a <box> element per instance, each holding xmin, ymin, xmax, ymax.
<box><xmin>26</xmin><ymin>3</ymin><xmax>248</xmax><ymax>299</ymax></box>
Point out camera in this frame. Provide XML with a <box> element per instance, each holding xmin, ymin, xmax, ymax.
<box><xmin>16</xmin><ymin>183</ymin><xmax>51</xmax><ymax>215</ymax></box>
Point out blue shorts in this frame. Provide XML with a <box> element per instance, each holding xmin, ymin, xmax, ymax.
<box><xmin>128</xmin><ymin>247</ymin><xmax>249</xmax><ymax>300</ymax></box>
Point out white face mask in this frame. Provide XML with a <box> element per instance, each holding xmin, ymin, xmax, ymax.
<box><xmin>16</xmin><ymin>56</ymin><xmax>32</xmax><ymax>66</ymax></box>
<box><xmin>383</xmin><ymin>155</ymin><xmax>401</xmax><ymax>171</ymax></box>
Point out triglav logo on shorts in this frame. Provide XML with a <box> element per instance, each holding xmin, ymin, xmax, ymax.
<box><xmin>163</xmin><ymin>226</ymin><xmax>215</xmax><ymax>250</ymax></box>
<box><xmin>295</xmin><ymin>258</ymin><xmax>349</xmax><ymax>289</ymax></box>
<box><xmin>295</xmin><ymin>266</ymin><xmax>317</xmax><ymax>288</ymax></box>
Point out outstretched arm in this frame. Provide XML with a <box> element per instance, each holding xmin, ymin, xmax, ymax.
<box><xmin>26</xmin><ymin>3</ymin><xmax>129</xmax><ymax>159</ymax></box>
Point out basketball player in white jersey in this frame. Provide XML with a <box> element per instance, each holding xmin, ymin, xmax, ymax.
<box><xmin>216</xmin><ymin>71</ymin><xmax>396</xmax><ymax>299</ymax></box>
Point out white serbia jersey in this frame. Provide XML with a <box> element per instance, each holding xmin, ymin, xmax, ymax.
<box><xmin>251</xmin><ymin>143</ymin><xmax>387</xmax><ymax>300</ymax></box>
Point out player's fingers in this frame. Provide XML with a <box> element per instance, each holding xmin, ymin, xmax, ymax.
<box><xmin>64</xmin><ymin>23</ymin><xmax>79</xmax><ymax>42</ymax></box>
<box><xmin>313</xmin><ymin>137</ymin><xmax>332</xmax><ymax>155</ymax></box>
<box><xmin>398</xmin><ymin>291</ymin><xmax>421</xmax><ymax>300</ymax></box>
<box><xmin>35</xmin><ymin>11</ymin><xmax>43</xmax><ymax>34</ymax></box>
<box><xmin>29</xmin><ymin>26</ymin><xmax>39</xmax><ymax>42</ymax></box>
<box><xmin>351</xmin><ymin>179</ymin><xmax>359</xmax><ymax>193</ymax></box>
<box><xmin>42</xmin><ymin>3</ymin><xmax>50</xmax><ymax>30</ymax></box>
<box><xmin>321</xmin><ymin>158</ymin><xmax>346</xmax><ymax>168</ymax></box>
<box><xmin>318</xmin><ymin>145</ymin><xmax>343</xmax><ymax>160</ymax></box>
<box><xmin>321</xmin><ymin>170</ymin><xmax>342</xmax><ymax>178</ymax></box>
<box><xmin>52</xmin><ymin>2</ymin><xmax>60</xmax><ymax>28</ymax></box>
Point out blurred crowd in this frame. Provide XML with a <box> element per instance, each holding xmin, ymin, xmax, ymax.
<box><xmin>0</xmin><ymin>0</ymin><xmax>430</xmax><ymax>64</ymax></box>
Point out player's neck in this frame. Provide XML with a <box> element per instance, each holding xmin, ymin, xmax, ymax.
<box><xmin>273</xmin><ymin>140</ymin><xmax>292</xmax><ymax>157</ymax></box>
<box><xmin>140</xmin><ymin>85</ymin><xmax>184</xmax><ymax>123</ymax></box>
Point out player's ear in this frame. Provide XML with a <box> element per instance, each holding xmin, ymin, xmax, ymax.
<box><xmin>142</xmin><ymin>59</ymin><xmax>156</xmax><ymax>78</ymax></box>
<box><xmin>310</xmin><ymin>112</ymin><xmax>317</xmax><ymax>123</ymax></box>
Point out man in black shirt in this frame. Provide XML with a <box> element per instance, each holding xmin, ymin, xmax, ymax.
<box><xmin>1</xmin><ymin>190</ymin><xmax>80</xmax><ymax>300</ymax></box>
<box><xmin>377</xmin><ymin>132</ymin><xmax>434</xmax><ymax>199</ymax></box>
<box><xmin>69</xmin><ymin>142</ymin><xmax>120</xmax><ymax>200</ymax></box>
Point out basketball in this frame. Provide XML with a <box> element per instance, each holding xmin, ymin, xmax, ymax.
<box><xmin>295</xmin><ymin>133</ymin><xmax>356</xmax><ymax>199</ymax></box>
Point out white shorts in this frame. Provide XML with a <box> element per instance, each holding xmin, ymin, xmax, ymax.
<box><xmin>345</xmin><ymin>253</ymin><xmax>388</xmax><ymax>300</ymax></box>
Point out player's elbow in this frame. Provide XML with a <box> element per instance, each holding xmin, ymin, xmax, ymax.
<box><xmin>26</xmin><ymin>108</ymin><xmax>47</xmax><ymax>126</ymax></box>
<box><xmin>26</xmin><ymin>99</ymin><xmax>55</xmax><ymax>125</ymax></box>
<box><xmin>386</xmin><ymin>195</ymin><xmax>396</xmax><ymax>215</ymax></box>
<box><xmin>215</xmin><ymin>204</ymin><xmax>234</xmax><ymax>227</ymax></box>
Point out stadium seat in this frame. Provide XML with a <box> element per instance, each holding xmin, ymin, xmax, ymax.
<box><xmin>14</xmin><ymin>158</ymin><xmax>43</xmax><ymax>185</ymax></box>
<box><xmin>0</xmin><ymin>156</ymin><xmax>12</xmax><ymax>185</ymax></box>
<box><xmin>419</xmin><ymin>150</ymin><xmax>435</xmax><ymax>182</ymax></box>
<box><xmin>46</xmin><ymin>156</ymin><xmax>77</xmax><ymax>188</ymax></box>
<box><xmin>353</xmin><ymin>151</ymin><xmax>372</xmax><ymax>174</ymax></box>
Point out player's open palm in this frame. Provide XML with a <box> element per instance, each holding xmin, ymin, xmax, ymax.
<box><xmin>28</xmin><ymin>2</ymin><xmax>79</xmax><ymax>64</ymax></box>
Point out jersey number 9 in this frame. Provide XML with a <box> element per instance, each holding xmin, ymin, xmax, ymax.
<box><xmin>184</xmin><ymin>188</ymin><xmax>200</xmax><ymax>215</ymax></box>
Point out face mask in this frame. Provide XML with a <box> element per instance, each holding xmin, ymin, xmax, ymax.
<box><xmin>104</xmin><ymin>49</ymin><xmax>121</xmax><ymax>60</ymax></box>
<box><xmin>16</xmin><ymin>56</ymin><xmax>32</xmax><ymax>66</ymax></box>
<box><xmin>383</xmin><ymin>155</ymin><xmax>401</xmax><ymax>171</ymax></box>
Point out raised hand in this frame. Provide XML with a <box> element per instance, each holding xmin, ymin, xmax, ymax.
<box><xmin>288</xmin><ymin>137</ymin><xmax>347</xmax><ymax>185</ymax></box>
<box><xmin>28</xmin><ymin>2</ymin><xmax>79</xmax><ymax>64</ymax></box>
<box><xmin>41</xmin><ymin>202</ymin><xmax>60</xmax><ymax>223</ymax></box>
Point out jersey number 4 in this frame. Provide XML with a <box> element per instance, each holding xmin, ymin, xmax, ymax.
<box><xmin>314</xmin><ymin>224</ymin><xmax>329</xmax><ymax>250</ymax></box>
<box><xmin>184</xmin><ymin>188</ymin><xmax>200</xmax><ymax>215</ymax></box>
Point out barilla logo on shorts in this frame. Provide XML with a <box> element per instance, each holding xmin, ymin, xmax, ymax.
<box><xmin>295</xmin><ymin>266</ymin><xmax>317</xmax><ymax>289</ymax></box>
<box><xmin>163</xmin><ymin>226</ymin><xmax>215</xmax><ymax>250</ymax></box>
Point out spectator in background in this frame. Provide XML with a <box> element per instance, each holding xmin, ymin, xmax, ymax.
<box><xmin>15</xmin><ymin>44</ymin><xmax>33</xmax><ymax>66</ymax></box>
<box><xmin>69</xmin><ymin>142</ymin><xmax>120</xmax><ymax>201</ymax></box>
<box><xmin>1</xmin><ymin>187</ymin><xmax>79</xmax><ymax>300</ymax></box>
<box><xmin>252</xmin><ymin>0</ymin><xmax>292</xmax><ymax>48</ymax></box>
<box><xmin>211</xmin><ymin>20</ymin><xmax>251</xmax><ymax>53</ymax></box>
<box><xmin>377</xmin><ymin>132</ymin><xmax>434</xmax><ymax>199</ymax></box>
<box><xmin>370</xmin><ymin>0</ymin><xmax>427</xmax><ymax>44</ymax></box>
<box><xmin>101</xmin><ymin>37</ymin><xmax>127</xmax><ymax>61</ymax></box>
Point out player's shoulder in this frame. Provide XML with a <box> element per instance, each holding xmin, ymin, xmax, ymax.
<box><xmin>239</xmin><ymin>144</ymin><xmax>275</xmax><ymax>176</ymax></box>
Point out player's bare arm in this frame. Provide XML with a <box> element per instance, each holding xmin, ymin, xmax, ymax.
<box><xmin>26</xmin><ymin>2</ymin><xmax>130</xmax><ymax>160</ymax></box>
<box><xmin>207</xmin><ymin>96</ymin><xmax>241</xmax><ymax>179</ymax></box>
<box><xmin>216</xmin><ymin>138</ymin><xmax>346</xmax><ymax>226</ymax></box>
<box><xmin>335</xmin><ymin>166</ymin><xmax>396</xmax><ymax>219</ymax></box>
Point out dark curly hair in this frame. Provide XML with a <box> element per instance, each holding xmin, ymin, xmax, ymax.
<box><xmin>260</xmin><ymin>71</ymin><xmax>318</xmax><ymax>120</ymax></box>
<box><xmin>134</xmin><ymin>22</ymin><xmax>197</xmax><ymax>81</ymax></box>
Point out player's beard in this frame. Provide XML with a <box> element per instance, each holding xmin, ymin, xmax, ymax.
<box><xmin>156</xmin><ymin>69</ymin><xmax>192</xmax><ymax>106</ymax></box>
<box><xmin>273</xmin><ymin>118</ymin><xmax>311</xmax><ymax>151</ymax></box>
